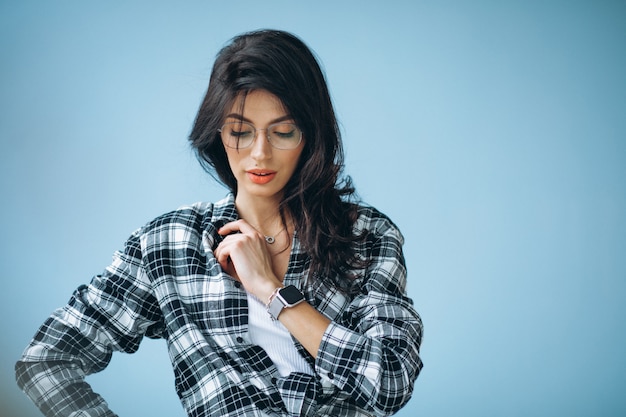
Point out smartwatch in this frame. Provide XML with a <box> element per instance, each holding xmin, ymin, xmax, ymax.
<box><xmin>267</xmin><ymin>285</ymin><xmax>305</xmax><ymax>320</ymax></box>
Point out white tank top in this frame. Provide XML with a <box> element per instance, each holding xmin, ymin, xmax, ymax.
<box><xmin>246</xmin><ymin>292</ymin><xmax>314</xmax><ymax>377</ymax></box>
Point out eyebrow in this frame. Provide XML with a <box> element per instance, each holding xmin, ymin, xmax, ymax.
<box><xmin>224</xmin><ymin>113</ymin><xmax>294</xmax><ymax>124</ymax></box>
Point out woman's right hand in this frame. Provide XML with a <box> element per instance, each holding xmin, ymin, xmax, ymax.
<box><xmin>215</xmin><ymin>220</ymin><xmax>283</xmax><ymax>302</ymax></box>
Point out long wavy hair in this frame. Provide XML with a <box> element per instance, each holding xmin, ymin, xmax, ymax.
<box><xmin>189</xmin><ymin>29</ymin><xmax>365</xmax><ymax>292</ymax></box>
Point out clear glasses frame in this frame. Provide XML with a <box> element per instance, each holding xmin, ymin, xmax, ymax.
<box><xmin>218</xmin><ymin>121</ymin><xmax>303</xmax><ymax>150</ymax></box>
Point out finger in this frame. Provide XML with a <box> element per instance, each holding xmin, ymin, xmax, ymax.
<box><xmin>217</xmin><ymin>220</ymin><xmax>242</xmax><ymax>236</ymax></box>
<box><xmin>215</xmin><ymin>244</ymin><xmax>239</xmax><ymax>279</ymax></box>
<box><xmin>214</xmin><ymin>243</ymin><xmax>231</xmax><ymax>269</ymax></box>
<box><xmin>218</xmin><ymin>220</ymin><xmax>259</xmax><ymax>237</ymax></box>
<box><xmin>216</xmin><ymin>251</ymin><xmax>237</xmax><ymax>278</ymax></box>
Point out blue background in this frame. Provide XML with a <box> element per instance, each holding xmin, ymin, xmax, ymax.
<box><xmin>1</xmin><ymin>1</ymin><xmax>625</xmax><ymax>416</ymax></box>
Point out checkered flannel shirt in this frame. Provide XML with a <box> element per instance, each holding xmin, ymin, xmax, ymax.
<box><xmin>16</xmin><ymin>194</ymin><xmax>423</xmax><ymax>417</ymax></box>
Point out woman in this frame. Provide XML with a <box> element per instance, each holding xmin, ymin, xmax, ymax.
<box><xmin>16</xmin><ymin>30</ymin><xmax>423</xmax><ymax>417</ymax></box>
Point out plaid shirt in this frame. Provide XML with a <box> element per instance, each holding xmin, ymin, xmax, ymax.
<box><xmin>16</xmin><ymin>194</ymin><xmax>423</xmax><ymax>417</ymax></box>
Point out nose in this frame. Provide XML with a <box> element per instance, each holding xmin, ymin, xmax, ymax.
<box><xmin>249</xmin><ymin>128</ymin><xmax>272</xmax><ymax>161</ymax></box>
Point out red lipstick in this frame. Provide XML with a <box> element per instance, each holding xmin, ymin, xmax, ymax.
<box><xmin>247</xmin><ymin>169</ymin><xmax>277</xmax><ymax>184</ymax></box>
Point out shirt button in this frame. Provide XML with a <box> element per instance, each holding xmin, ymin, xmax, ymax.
<box><xmin>234</xmin><ymin>281</ymin><xmax>241</xmax><ymax>289</ymax></box>
<box><xmin>271</xmin><ymin>377</ymin><xmax>277</xmax><ymax>384</ymax></box>
<box><xmin>236</xmin><ymin>336</ymin><xmax>244</xmax><ymax>343</ymax></box>
<box><xmin>328</xmin><ymin>372</ymin><xmax>334</xmax><ymax>380</ymax></box>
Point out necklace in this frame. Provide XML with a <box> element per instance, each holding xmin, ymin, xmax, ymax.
<box><xmin>245</xmin><ymin>217</ymin><xmax>291</xmax><ymax>255</ymax></box>
<box><xmin>249</xmin><ymin>225</ymin><xmax>290</xmax><ymax>255</ymax></box>
<box><xmin>262</xmin><ymin>226</ymin><xmax>286</xmax><ymax>244</ymax></box>
<box><xmin>247</xmin><ymin>220</ymin><xmax>286</xmax><ymax>245</ymax></box>
<box><xmin>269</xmin><ymin>231</ymin><xmax>291</xmax><ymax>256</ymax></box>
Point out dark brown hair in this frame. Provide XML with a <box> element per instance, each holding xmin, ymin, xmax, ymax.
<box><xmin>189</xmin><ymin>29</ymin><xmax>364</xmax><ymax>292</ymax></box>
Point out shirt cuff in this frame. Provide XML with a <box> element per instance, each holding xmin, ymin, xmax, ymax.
<box><xmin>315</xmin><ymin>321</ymin><xmax>381</xmax><ymax>391</ymax></box>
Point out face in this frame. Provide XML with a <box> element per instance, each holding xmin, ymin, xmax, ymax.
<box><xmin>222</xmin><ymin>89</ymin><xmax>304</xmax><ymax>203</ymax></box>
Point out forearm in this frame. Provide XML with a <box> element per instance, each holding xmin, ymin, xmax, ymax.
<box><xmin>16</xmin><ymin>360</ymin><xmax>117</xmax><ymax>417</ymax></box>
<box><xmin>15</xmin><ymin>269</ymin><xmax>154</xmax><ymax>417</ymax></box>
<box><xmin>277</xmin><ymin>301</ymin><xmax>331</xmax><ymax>358</ymax></box>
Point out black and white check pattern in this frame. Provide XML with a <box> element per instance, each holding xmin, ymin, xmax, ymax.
<box><xmin>16</xmin><ymin>194</ymin><xmax>423</xmax><ymax>417</ymax></box>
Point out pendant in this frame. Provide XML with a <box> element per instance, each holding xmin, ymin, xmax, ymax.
<box><xmin>265</xmin><ymin>235</ymin><xmax>275</xmax><ymax>244</ymax></box>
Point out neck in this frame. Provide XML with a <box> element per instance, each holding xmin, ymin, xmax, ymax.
<box><xmin>235</xmin><ymin>194</ymin><xmax>285</xmax><ymax>235</ymax></box>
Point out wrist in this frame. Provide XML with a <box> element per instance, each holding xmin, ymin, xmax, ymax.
<box><xmin>266</xmin><ymin>286</ymin><xmax>284</xmax><ymax>308</ymax></box>
<box><xmin>247</xmin><ymin>270</ymin><xmax>282</xmax><ymax>302</ymax></box>
<box><xmin>267</xmin><ymin>285</ymin><xmax>305</xmax><ymax>320</ymax></box>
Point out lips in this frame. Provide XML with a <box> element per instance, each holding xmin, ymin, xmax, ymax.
<box><xmin>246</xmin><ymin>169</ymin><xmax>277</xmax><ymax>185</ymax></box>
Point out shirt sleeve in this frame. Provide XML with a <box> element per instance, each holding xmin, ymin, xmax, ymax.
<box><xmin>314</xmin><ymin>219</ymin><xmax>424</xmax><ymax>416</ymax></box>
<box><xmin>15</xmin><ymin>229</ymin><xmax>164</xmax><ymax>417</ymax></box>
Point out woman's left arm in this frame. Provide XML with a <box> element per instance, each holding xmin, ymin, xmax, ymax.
<box><xmin>311</xmin><ymin>221</ymin><xmax>423</xmax><ymax>416</ymax></box>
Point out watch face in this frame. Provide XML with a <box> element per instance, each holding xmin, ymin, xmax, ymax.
<box><xmin>279</xmin><ymin>285</ymin><xmax>304</xmax><ymax>304</ymax></box>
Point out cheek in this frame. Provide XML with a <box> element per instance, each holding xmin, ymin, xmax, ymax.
<box><xmin>224</xmin><ymin>149</ymin><xmax>241</xmax><ymax>168</ymax></box>
<box><xmin>291</xmin><ymin>147</ymin><xmax>306</xmax><ymax>171</ymax></box>
<box><xmin>285</xmin><ymin>150</ymin><xmax>303</xmax><ymax>172</ymax></box>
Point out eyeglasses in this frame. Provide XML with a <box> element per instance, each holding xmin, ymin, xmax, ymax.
<box><xmin>218</xmin><ymin>121</ymin><xmax>303</xmax><ymax>150</ymax></box>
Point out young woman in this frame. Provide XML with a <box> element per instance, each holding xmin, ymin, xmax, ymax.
<box><xmin>16</xmin><ymin>29</ymin><xmax>423</xmax><ymax>417</ymax></box>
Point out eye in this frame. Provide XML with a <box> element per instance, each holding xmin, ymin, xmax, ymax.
<box><xmin>230</xmin><ymin>130</ymin><xmax>253</xmax><ymax>138</ymax></box>
<box><xmin>271</xmin><ymin>124</ymin><xmax>297</xmax><ymax>138</ymax></box>
<box><xmin>224</xmin><ymin>123</ymin><xmax>254</xmax><ymax>139</ymax></box>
